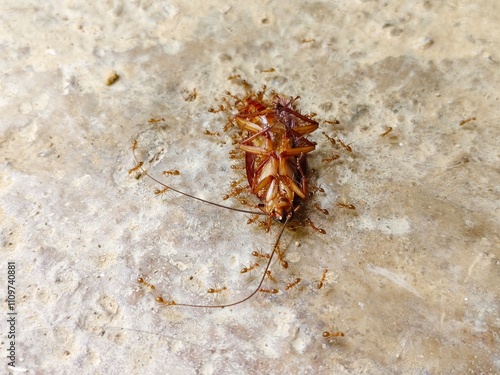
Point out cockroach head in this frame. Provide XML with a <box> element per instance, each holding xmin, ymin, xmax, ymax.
<box><xmin>273</xmin><ymin>211</ymin><xmax>288</xmax><ymax>224</ymax></box>
<box><xmin>271</xmin><ymin>201</ymin><xmax>294</xmax><ymax>224</ymax></box>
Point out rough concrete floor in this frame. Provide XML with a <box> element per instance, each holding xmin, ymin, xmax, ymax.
<box><xmin>1</xmin><ymin>1</ymin><xmax>499</xmax><ymax>374</ymax></box>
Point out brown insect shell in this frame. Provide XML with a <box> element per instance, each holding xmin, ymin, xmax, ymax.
<box><xmin>236</xmin><ymin>96</ymin><xmax>316</xmax><ymax>223</ymax></box>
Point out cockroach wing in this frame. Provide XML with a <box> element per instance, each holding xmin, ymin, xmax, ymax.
<box><xmin>293</xmin><ymin>134</ymin><xmax>317</xmax><ymax>149</ymax></box>
<box><xmin>245</xmin><ymin>152</ymin><xmax>257</xmax><ymax>188</ymax></box>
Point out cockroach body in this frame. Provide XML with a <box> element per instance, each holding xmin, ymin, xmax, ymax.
<box><xmin>235</xmin><ymin>93</ymin><xmax>318</xmax><ymax>224</ymax></box>
<box><xmin>132</xmin><ymin>85</ymin><xmax>323</xmax><ymax>308</ymax></box>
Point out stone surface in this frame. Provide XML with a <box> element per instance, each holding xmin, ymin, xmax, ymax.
<box><xmin>1</xmin><ymin>1</ymin><xmax>499</xmax><ymax>374</ymax></box>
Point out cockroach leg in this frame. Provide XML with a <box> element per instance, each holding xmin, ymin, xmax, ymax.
<box><xmin>276</xmin><ymin>102</ymin><xmax>319</xmax><ymax>127</ymax></box>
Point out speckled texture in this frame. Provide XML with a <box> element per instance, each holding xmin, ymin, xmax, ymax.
<box><xmin>1</xmin><ymin>1</ymin><xmax>499</xmax><ymax>374</ymax></box>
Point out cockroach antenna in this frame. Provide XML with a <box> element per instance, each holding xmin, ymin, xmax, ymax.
<box><xmin>131</xmin><ymin>140</ymin><xmax>267</xmax><ymax>217</ymax></box>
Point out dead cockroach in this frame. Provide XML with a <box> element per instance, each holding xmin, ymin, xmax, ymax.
<box><xmin>459</xmin><ymin>116</ymin><xmax>476</xmax><ymax>126</ymax></box>
<box><xmin>381</xmin><ymin>127</ymin><xmax>393</xmax><ymax>137</ymax></box>
<box><xmin>336</xmin><ymin>202</ymin><xmax>356</xmax><ymax>210</ymax></box>
<box><xmin>132</xmin><ymin>84</ymin><xmax>326</xmax><ymax>308</ymax></box>
<box><xmin>317</xmin><ymin>269</ymin><xmax>328</xmax><ymax>289</ymax></box>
